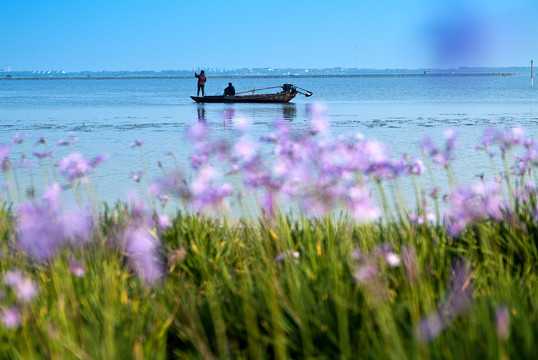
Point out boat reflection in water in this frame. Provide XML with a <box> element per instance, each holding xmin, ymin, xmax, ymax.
<box><xmin>197</xmin><ymin>104</ymin><xmax>207</xmax><ymax>122</ymax></box>
<box><xmin>223</xmin><ymin>107</ymin><xmax>236</xmax><ymax>123</ymax></box>
<box><xmin>195</xmin><ymin>103</ymin><xmax>298</xmax><ymax>126</ymax></box>
<box><xmin>282</xmin><ymin>104</ymin><xmax>296</xmax><ymax>121</ymax></box>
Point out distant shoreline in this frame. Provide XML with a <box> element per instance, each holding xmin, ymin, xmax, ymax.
<box><xmin>0</xmin><ymin>72</ymin><xmax>520</xmax><ymax>81</ymax></box>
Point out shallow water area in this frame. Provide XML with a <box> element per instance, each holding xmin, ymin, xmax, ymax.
<box><xmin>1</xmin><ymin>75</ymin><xmax>538</xmax><ymax>215</ymax></box>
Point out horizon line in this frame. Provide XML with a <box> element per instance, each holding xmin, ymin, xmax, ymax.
<box><xmin>0</xmin><ymin>65</ymin><xmax>533</xmax><ymax>73</ymax></box>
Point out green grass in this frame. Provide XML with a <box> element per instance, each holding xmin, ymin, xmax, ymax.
<box><xmin>1</xmin><ymin>201</ymin><xmax>538</xmax><ymax>359</ymax></box>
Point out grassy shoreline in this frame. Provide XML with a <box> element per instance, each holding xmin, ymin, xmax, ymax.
<box><xmin>0</xmin><ymin>203</ymin><xmax>537</xmax><ymax>358</ymax></box>
<box><xmin>1</xmin><ymin>121</ymin><xmax>538</xmax><ymax>358</ymax></box>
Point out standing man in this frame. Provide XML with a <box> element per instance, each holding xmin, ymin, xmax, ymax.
<box><xmin>195</xmin><ymin>70</ymin><xmax>207</xmax><ymax>96</ymax></box>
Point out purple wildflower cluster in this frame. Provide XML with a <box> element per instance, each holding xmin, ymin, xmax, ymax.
<box><xmin>3</xmin><ymin>119</ymin><xmax>538</xmax><ymax>303</ymax></box>
<box><xmin>0</xmin><ymin>134</ymin><xmax>108</xmax><ymax>203</ymax></box>
<box><xmin>140</xmin><ymin>108</ymin><xmax>538</xmax><ymax>237</ymax></box>
<box><xmin>0</xmin><ymin>134</ymin><xmax>112</xmax><ymax>261</ymax></box>
<box><xmin>57</xmin><ymin>152</ymin><xmax>109</xmax><ymax>186</ymax></box>
<box><xmin>16</xmin><ymin>187</ymin><xmax>94</xmax><ymax>260</ymax></box>
<box><xmin>1</xmin><ymin>271</ymin><xmax>38</xmax><ymax>329</ymax></box>
<box><xmin>118</xmin><ymin>199</ymin><xmax>165</xmax><ymax>285</ymax></box>
<box><xmin>56</xmin><ymin>132</ymin><xmax>79</xmax><ymax>147</ymax></box>
<box><xmin>478</xmin><ymin>126</ymin><xmax>526</xmax><ymax>159</ymax></box>
<box><xmin>445</xmin><ymin>182</ymin><xmax>505</xmax><ymax>236</ymax></box>
<box><xmin>151</xmin><ymin>110</ymin><xmax>393</xmax><ymax>220</ymax></box>
<box><xmin>149</xmin><ymin>122</ymin><xmax>234</xmax><ymax>213</ymax></box>
<box><xmin>420</xmin><ymin>128</ymin><xmax>457</xmax><ymax>168</ymax></box>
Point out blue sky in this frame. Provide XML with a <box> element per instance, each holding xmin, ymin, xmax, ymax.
<box><xmin>1</xmin><ymin>0</ymin><xmax>537</xmax><ymax>71</ymax></box>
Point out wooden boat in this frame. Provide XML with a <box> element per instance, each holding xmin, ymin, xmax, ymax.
<box><xmin>191</xmin><ymin>92</ymin><xmax>297</xmax><ymax>103</ymax></box>
<box><xmin>191</xmin><ymin>84</ymin><xmax>312</xmax><ymax>104</ymax></box>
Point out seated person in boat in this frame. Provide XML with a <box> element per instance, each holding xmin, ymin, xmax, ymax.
<box><xmin>223</xmin><ymin>82</ymin><xmax>235</xmax><ymax>96</ymax></box>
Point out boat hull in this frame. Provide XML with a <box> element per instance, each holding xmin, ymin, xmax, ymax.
<box><xmin>191</xmin><ymin>92</ymin><xmax>297</xmax><ymax>103</ymax></box>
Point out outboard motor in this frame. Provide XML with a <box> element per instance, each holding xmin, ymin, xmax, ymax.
<box><xmin>282</xmin><ymin>83</ymin><xmax>296</xmax><ymax>93</ymax></box>
<box><xmin>282</xmin><ymin>83</ymin><xmax>313</xmax><ymax>97</ymax></box>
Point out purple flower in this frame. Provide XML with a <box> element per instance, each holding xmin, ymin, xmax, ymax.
<box><xmin>0</xmin><ymin>144</ymin><xmax>11</xmax><ymax>172</ymax></box>
<box><xmin>43</xmin><ymin>183</ymin><xmax>62</xmax><ymax>208</ymax></box>
<box><xmin>11</xmin><ymin>133</ymin><xmax>27</xmax><ymax>145</ymax></box>
<box><xmin>262</xmin><ymin>191</ymin><xmax>277</xmax><ymax>219</ymax></box>
<box><xmin>68</xmin><ymin>254</ymin><xmax>86</xmax><ymax>277</ymax></box>
<box><xmin>56</xmin><ymin>133</ymin><xmax>78</xmax><ymax>147</ymax></box>
<box><xmin>481</xmin><ymin>127</ymin><xmax>526</xmax><ymax>159</ymax></box>
<box><xmin>345</xmin><ymin>185</ymin><xmax>380</xmax><ymax>222</ymax></box>
<box><xmin>17</xmin><ymin>204</ymin><xmax>63</xmax><ymax>260</ymax></box>
<box><xmin>353</xmin><ymin>263</ymin><xmax>380</xmax><ymax>282</ymax></box>
<box><xmin>90</xmin><ymin>153</ymin><xmax>109</xmax><ymax>168</ymax></box>
<box><xmin>446</xmin><ymin>182</ymin><xmax>506</xmax><ymax>236</ymax></box>
<box><xmin>495</xmin><ymin>306</ymin><xmax>510</xmax><ymax>341</ymax></box>
<box><xmin>417</xmin><ymin>313</ymin><xmax>446</xmax><ymax>342</ymax></box>
<box><xmin>420</xmin><ymin>131</ymin><xmax>456</xmax><ymax>168</ymax></box>
<box><xmin>33</xmin><ymin>151</ymin><xmax>54</xmax><ymax>160</ymax></box>
<box><xmin>233</xmin><ymin>137</ymin><xmax>259</xmax><ymax>162</ymax></box>
<box><xmin>18</xmin><ymin>154</ymin><xmax>35</xmax><ymax>169</ymax></box>
<box><xmin>59</xmin><ymin>210</ymin><xmax>94</xmax><ymax>240</ymax></box>
<box><xmin>367</xmin><ymin>158</ymin><xmax>405</xmax><ymax>180</ymax></box>
<box><xmin>16</xmin><ymin>203</ymin><xmax>93</xmax><ymax>261</ymax></box>
<box><xmin>5</xmin><ymin>271</ymin><xmax>38</xmax><ymax>303</ymax></box>
<box><xmin>130</xmin><ymin>171</ymin><xmax>144</xmax><ymax>183</ymax></box>
<box><xmin>189</xmin><ymin>166</ymin><xmax>233</xmax><ymax>212</ymax></box>
<box><xmin>57</xmin><ymin>153</ymin><xmax>91</xmax><ymax>184</ymax></box>
<box><xmin>408</xmin><ymin>213</ymin><xmax>425</xmax><ymax>225</ymax></box>
<box><xmin>156</xmin><ymin>215</ymin><xmax>172</xmax><ymax>229</ymax></box>
<box><xmin>123</xmin><ymin>226</ymin><xmax>164</xmax><ymax>285</ymax></box>
<box><xmin>1</xmin><ymin>308</ymin><xmax>20</xmax><ymax>329</ymax></box>
<box><xmin>130</xmin><ymin>139</ymin><xmax>144</xmax><ymax>148</ymax></box>
<box><xmin>35</xmin><ymin>136</ymin><xmax>47</xmax><ymax>145</ymax></box>
<box><xmin>383</xmin><ymin>251</ymin><xmax>401</xmax><ymax>267</ymax></box>
<box><xmin>444</xmin><ymin>128</ymin><xmax>457</xmax><ymax>152</ymax></box>
<box><xmin>149</xmin><ymin>171</ymin><xmax>190</xmax><ymax>200</ymax></box>
<box><xmin>406</xmin><ymin>157</ymin><xmax>425</xmax><ymax>175</ymax></box>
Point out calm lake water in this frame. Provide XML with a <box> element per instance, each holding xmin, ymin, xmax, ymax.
<box><xmin>1</xmin><ymin>75</ymin><xmax>537</xmax><ymax>208</ymax></box>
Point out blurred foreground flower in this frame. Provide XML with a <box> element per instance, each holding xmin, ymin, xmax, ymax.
<box><xmin>495</xmin><ymin>306</ymin><xmax>510</xmax><ymax>341</ymax></box>
<box><xmin>445</xmin><ymin>182</ymin><xmax>506</xmax><ymax>236</ymax></box>
<box><xmin>122</xmin><ymin>225</ymin><xmax>164</xmax><ymax>285</ymax></box>
<box><xmin>68</xmin><ymin>254</ymin><xmax>86</xmax><ymax>277</ymax></box>
<box><xmin>4</xmin><ymin>271</ymin><xmax>38</xmax><ymax>303</ymax></box>
<box><xmin>16</xmin><ymin>202</ymin><xmax>93</xmax><ymax>261</ymax></box>
<box><xmin>1</xmin><ymin>308</ymin><xmax>20</xmax><ymax>329</ymax></box>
